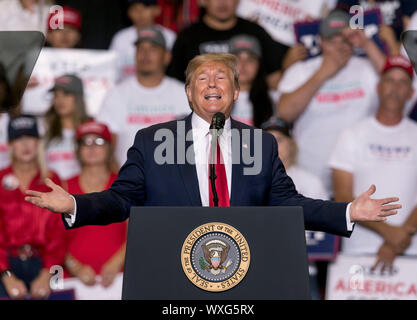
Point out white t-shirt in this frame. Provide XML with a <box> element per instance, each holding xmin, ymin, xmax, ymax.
<box><xmin>45</xmin><ymin>129</ymin><xmax>81</xmax><ymax>181</ymax></box>
<box><xmin>109</xmin><ymin>25</ymin><xmax>176</xmax><ymax>82</ymax></box>
<box><xmin>400</xmin><ymin>11</ymin><xmax>417</xmax><ymax>115</ymax></box>
<box><xmin>286</xmin><ymin>165</ymin><xmax>329</xmax><ymax>200</ymax></box>
<box><xmin>329</xmin><ymin>117</ymin><xmax>417</xmax><ymax>255</ymax></box>
<box><xmin>231</xmin><ymin>90</ymin><xmax>280</xmax><ymax>126</ymax></box>
<box><xmin>96</xmin><ymin>76</ymin><xmax>190</xmax><ymax>166</ymax></box>
<box><xmin>0</xmin><ymin>114</ymin><xmax>10</xmax><ymax>170</ymax></box>
<box><xmin>278</xmin><ymin>55</ymin><xmax>379</xmax><ymax>195</ymax></box>
<box><xmin>0</xmin><ymin>0</ymin><xmax>49</xmax><ymax>34</ymax></box>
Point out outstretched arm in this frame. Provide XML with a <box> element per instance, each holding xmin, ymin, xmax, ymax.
<box><xmin>25</xmin><ymin>130</ymin><xmax>147</xmax><ymax>228</ymax></box>
<box><xmin>268</xmin><ymin>135</ymin><xmax>400</xmax><ymax>236</ymax></box>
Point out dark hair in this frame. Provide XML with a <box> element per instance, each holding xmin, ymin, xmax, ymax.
<box><xmin>45</xmin><ymin>93</ymin><xmax>90</xmax><ymax>144</ymax></box>
<box><xmin>249</xmin><ymin>62</ymin><xmax>273</xmax><ymax>128</ymax></box>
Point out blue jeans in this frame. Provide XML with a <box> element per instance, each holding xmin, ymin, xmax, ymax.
<box><xmin>0</xmin><ymin>257</ymin><xmax>42</xmax><ymax>298</ymax></box>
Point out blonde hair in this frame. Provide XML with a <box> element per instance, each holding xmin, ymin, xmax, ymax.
<box><xmin>9</xmin><ymin>137</ymin><xmax>49</xmax><ymax>181</ymax></box>
<box><xmin>185</xmin><ymin>53</ymin><xmax>240</xmax><ymax>90</ymax></box>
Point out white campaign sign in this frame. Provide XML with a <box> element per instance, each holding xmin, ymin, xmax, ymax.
<box><xmin>236</xmin><ymin>0</ymin><xmax>327</xmax><ymax>46</ymax></box>
<box><xmin>326</xmin><ymin>254</ymin><xmax>417</xmax><ymax>300</ymax></box>
<box><xmin>21</xmin><ymin>48</ymin><xmax>118</xmax><ymax>117</ymax></box>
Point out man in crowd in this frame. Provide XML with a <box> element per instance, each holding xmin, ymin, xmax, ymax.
<box><xmin>97</xmin><ymin>27</ymin><xmax>189</xmax><ymax>167</ymax></box>
<box><xmin>277</xmin><ymin>9</ymin><xmax>386</xmax><ymax>196</ymax></box>
<box><xmin>329</xmin><ymin>55</ymin><xmax>417</xmax><ymax>271</ymax></box>
<box><xmin>166</xmin><ymin>0</ymin><xmax>290</xmax><ymax>89</ymax></box>
<box><xmin>25</xmin><ymin>53</ymin><xmax>400</xmax><ymax>241</ymax></box>
<box><xmin>109</xmin><ymin>0</ymin><xmax>177</xmax><ymax>81</ymax></box>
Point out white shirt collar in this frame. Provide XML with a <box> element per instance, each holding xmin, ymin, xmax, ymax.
<box><xmin>191</xmin><ymin>112</ymin><xmax>231</xmax><ymax>134</ymax></box>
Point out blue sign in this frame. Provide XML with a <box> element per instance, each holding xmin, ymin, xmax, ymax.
<box><xmin>306</xmin><ymin>231</ymin><xmax>340</xmax><ymax>261</ymax></box>
<box><xmin>294</xmin><ymin>8</ymin><xmax>387</xmax><ymax>59</ymax></box>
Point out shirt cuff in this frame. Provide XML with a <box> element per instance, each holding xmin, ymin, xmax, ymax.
<box><xmin>63</xmin><ymin>195</ymin><xmax>77</xmax><ymax>227</ymax></box>
<box><xmin>346</xmin><ymin>202</ymin><xmax>355</xmax><ymax>232</ymax></box>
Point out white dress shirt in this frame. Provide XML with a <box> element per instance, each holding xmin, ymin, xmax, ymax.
<box><xmin>66</xmin><ymin>112</ymin><xmax>353</xmax><ymax>231</ymax></box>
<box><xmin>191</xmin><ymin>112</ymin><xmax>232</xmax><ymax>206</ymax></box>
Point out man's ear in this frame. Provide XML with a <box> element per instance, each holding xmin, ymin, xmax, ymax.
<box><xmin>164</xmin><ymin>50</ymin><xmax>172</xmax><ymax>67</ymax></box>
<box><xmin>186</xmin><ymin>84</ymin><xmax>192</xmax><ymax>101</ymax></box>
<box><xmin>233</xmin><ymin>87</ymin><xmax>239</xmax><ymax>102</ymax></box>
<box><xmin>408</xmin><ymin>86</ymin><xmax>415</xmax><ymax>101</ymax></box>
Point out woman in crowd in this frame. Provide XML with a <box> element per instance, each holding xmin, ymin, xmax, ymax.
<box><xmin>44</xmin><ymin>74</ymin><xmax>89</xmax><ymax>180</ymax></box>
<box><xmin>228</xmin><ymin>34</ymin><xmax>275</xmax><ymax>127</ymax></box>
<box><xmin>229</xmin><ymin>34</ymin><xmax>306</xmax><ymax>127</ymax></box>
<box><xmin>64</xmin><ymin>120</ymin><xmax>127</xmax><ymax>289</ymax></box>
<box><xmin>0</xmin><ymin>115</ymin><xmax>66</xmax><ymax>299</ymax></box>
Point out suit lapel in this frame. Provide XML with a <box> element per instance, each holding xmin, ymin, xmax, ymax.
<box><xmin>230</xmin><ymin>118</ymin><xmax>249</xmax><ymax>206</ymax></box>
<box><xmin>177</xmin><ymin>113</ymin><xmax>202</xmax><ymax>206</ymax></box>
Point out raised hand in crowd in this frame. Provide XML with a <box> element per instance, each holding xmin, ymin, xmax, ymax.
<box><xmin>282</xmin><ymin>44</ymin><xmax>308</xmax><ymax>71</ymax></box>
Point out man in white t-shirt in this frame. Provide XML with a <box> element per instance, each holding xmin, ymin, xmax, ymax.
<box><xmin>329</xmin><ymin>56</ymin><xmax>417</xmax><ymax>270</ymax></box>
<box><xmin>97</xmin><ymin>27</ymin><xmax>189</xmax><ymax>167</ymax></box>
<box><xmin>277</xmin><ymin>9</ymin><xmax>386</xmax><ymax>196</ymax></box>
<box><xmin>109</xmin><ymin>0</ymin><xmax>176</xmax><ymax>82</ymax></box>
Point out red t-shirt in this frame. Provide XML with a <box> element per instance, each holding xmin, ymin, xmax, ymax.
<box><xmin>0</xmin><ymin>167</ymin><xmax>66</xmax><ymax>271</ymax></box>
<box><xmin>65</xmin><ymin>173</ymin><xmax>127</xmax><ymax>275</ymax></box>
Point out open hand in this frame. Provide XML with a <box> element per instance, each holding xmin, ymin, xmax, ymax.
<box><xmin>25</xmin><ymin>178</ymin><xmax>75</xmax><ymax>215</ymax></box>
<box><xmin>350</xmin><ymin>185</ymin><xmax>401</xmax><ymax>222</ymax></box>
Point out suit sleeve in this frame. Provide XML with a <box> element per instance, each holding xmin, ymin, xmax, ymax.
<box><xmin>62</xmin><ymin>130</ymin><xmax>147</xmax><ymax>229</ymax></box>
<box><xmin>267</xmin><ymin>134</ymin><xmax>351</xmax><ymax>237</ymax></box>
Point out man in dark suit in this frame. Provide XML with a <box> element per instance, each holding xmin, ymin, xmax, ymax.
<box><xmin>25</xmin><ymin>53</ymin><xmax>401</xmax><ymax>237</ymax></box>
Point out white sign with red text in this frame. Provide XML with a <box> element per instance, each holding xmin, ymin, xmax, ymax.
<box><xmin>326</xmin><ymin>254</ymin><xmax>417</xmax><ymax>300</ymax></box>
<box><xmin>21</xmin><ymin>48</ymin><xmax>117</xmax><ymax>117</ymax></box>
<box><xmin>236</xmin><ymin>0</ymin><xmax>328</xmax><ymax>46</ymax></box>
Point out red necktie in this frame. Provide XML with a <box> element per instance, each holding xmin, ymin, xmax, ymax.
<box><xmin>209</xmin><ymin>138</ymin><xmax>230</xmax><ymax>207</ymax></box>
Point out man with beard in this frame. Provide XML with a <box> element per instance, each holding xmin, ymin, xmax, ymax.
<box><xmin>97</xmin><ymin>26</ymin><xmax>189</xmax><ymax>166</ymax></box>
<box><xmin>329</xmin><ymin>55</ymin><xmax>417</xmax><ymax>272</ymax></box>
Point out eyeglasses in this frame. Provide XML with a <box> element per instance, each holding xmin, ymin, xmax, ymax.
<box><xmin>79</xmin><ymin>137</ymin><xmax>107</xmax><ymax>147</ymax></box>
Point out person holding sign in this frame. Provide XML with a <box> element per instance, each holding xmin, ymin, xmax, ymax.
<box><xmin>277</xmin><ymin>9</ymin><xmax>385</xmax><ymax>196</ymax></box>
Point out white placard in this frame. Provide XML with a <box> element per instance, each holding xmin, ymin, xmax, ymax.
<box><xmin>326</xmin><ymin>254</ymin><xmax>417</xmax><ymax>300</ymax></box>
<box><xmin>236</xmin><ymin>0</ymin><xmax>327</xmax><ymax>46</ymax></box>
<box><xmin>21</xmin><ymin>48</ymin><xmax>118</xmax><ymax>117</ymax></box>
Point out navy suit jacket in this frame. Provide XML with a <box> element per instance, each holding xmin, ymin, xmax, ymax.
<box><xmin>65</xmin><ymin>113</ymin><xmax>351</xmax><ymax>237</ymax></box>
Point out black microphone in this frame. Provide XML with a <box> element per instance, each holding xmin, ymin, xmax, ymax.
<box><xmin>210</xmin><ymin>112</ymin><xmax>226</xmax><ymax>130</ymax></box>
<box><xmin>209</xmin><ymin>112</ymin><xmax>225</xmax><ymax>207</ymax></box>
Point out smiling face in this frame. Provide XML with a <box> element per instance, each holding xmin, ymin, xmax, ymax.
<box><xmin>186</xmin><ymin>60</ymin><xmax>239</xmax><ymax>123</ymax></box>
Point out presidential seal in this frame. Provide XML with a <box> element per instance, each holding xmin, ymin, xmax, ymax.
<box><xmin>181</xmin><ymin>222</ymin><xmax>250</xmax><ymax>292</ymax></box>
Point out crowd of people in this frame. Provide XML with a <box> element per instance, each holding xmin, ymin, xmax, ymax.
<box><xmin>1</xmin><ymin>0</ymin><xmax>417</xmax><ymax>300</ymax></box>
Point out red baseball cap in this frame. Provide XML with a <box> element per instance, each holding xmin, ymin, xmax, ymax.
<box><xmin>382</xmin><ymin>56</ymin><xmax>414</xmax><ymax>79</ymax></box>
<box><xmin>76</xmin><ymin>120</ymin><xmax>112</xmax><ymax>143</ymax></box>
<box><xmin>48</xmin><ymin>6</ymin><xmax>82</xmax><ymax>31</ymax></box>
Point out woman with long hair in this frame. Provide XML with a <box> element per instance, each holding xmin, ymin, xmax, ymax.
<box><xmin>228</xmin><ymin>35</ymin><xmax>275</xmax><ymax>127</ymax></box>
<box><xmin>44</xmin><ymin>74</ymin><xmax>89</xmax><ymax>180</ymax></box>
<box><xmin>0</xmin><ymin>115</ymin><xmax>66</xmax><ymax>299</ymax></box>
<box><xmin>64</xmin><ymin>120</ymin><xmax>126</xmax><ymax>291</ymax></box>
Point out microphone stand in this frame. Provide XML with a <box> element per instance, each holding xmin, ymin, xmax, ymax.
<box><xmin>209</xmin><ymin>128</ymin><xmax>219</xmax><ymax>207</ymax></box>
